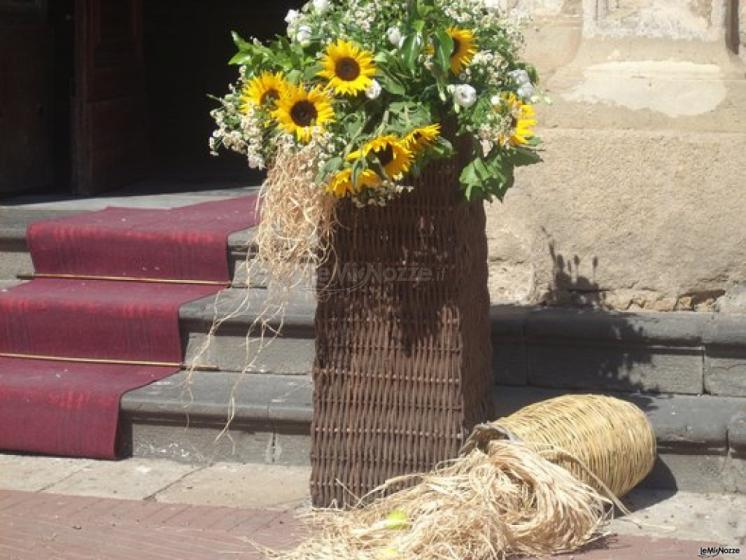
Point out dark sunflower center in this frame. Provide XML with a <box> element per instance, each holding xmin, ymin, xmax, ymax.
<box><xmin>451</xmin><ymin>38</ymin><xmax>461</xmax><ymax>57</ymax></box>
<box><xmin>290</xmin><ymin>100</ymin><xmax>318</xmax><ymax>127</ymax></box>
<box><xmin>260</xmin><ymin>89</ymin><xmax>279</xmax><ymax>104</ymax></box>
<box><xmin>374</xmin><ymin>145</ymin><xmax>394</xmax><ymax>167</ymax></box>
<box><xmin>335</xmin><ymin>57</ymin><xmax>361</xmax><ymax>81</ymax></box>
<box><xmin>510</xmin><ymin>116</ymin><xmax>518</xmax><ymax>128</ymax></box>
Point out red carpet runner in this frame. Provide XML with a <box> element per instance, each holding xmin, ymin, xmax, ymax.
<box><xmin>0</xmin><ymin>196</ymin><xmax>259</xmax><ymax>459</ymax></box>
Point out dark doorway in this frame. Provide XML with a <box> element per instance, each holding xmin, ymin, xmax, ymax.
<box><xmin>142</xmin><ymin>0</ymin><xmax>301</xmax><ymax>189</ymax></box>
<box><xmin>1</xmin><ymin>0</ymin><xmax>73</xmax><ymax>196</ymax></box>
<box><xmin>1</xmin><ymin>0</ymin><xmax>302</xmax><ymax>198</ymax></box>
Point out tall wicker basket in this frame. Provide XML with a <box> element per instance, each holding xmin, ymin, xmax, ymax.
<box><xmin>311</xmin><ymin>156</ymin><xmax>495</xmax><ymax>507</ymax></box>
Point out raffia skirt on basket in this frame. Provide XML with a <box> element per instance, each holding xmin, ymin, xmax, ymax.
<box><xmin>311</xmin><ymin>157</ymin><xmax>495</xmax><ymax>507</ymax></box>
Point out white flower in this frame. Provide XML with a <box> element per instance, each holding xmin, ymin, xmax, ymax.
<box><xmin>387</xmin><ymin>27</ymin><xmax>402</xmax><ymax>46</ymax></box>
<box><xmin>483</xmin><ymin>0</ymin><xmax>502</xmax><ymax>12</ymax></box>
<box><xmin>490</xmin><ymin>94</ymin><xmax>502</xmax><ymax>106</ymax></box>
<box><xmin>284</xmin><ymin>9</ymin><xmax>300</xmax><ymax>24</ymax></box>
<box><xmin>453</xmin><ymin>84</ymin><xmax>477</xmax><ymax>108</ymax></box>
<box><xmin>248</xmin><ymin>154</ymin><xmax>265</xmax><ymax>169</ymax></box>
<box><xmin>508</xmin><ymin>69</ymin><xmax>531</xmax><ymax>85</ymax></box>
<box><xmin>296</xmin><ymin>25</ymin><xmax>313</xmax><ymax>46</ymax></box>
<box><xmin>517</xmin><ymin>83</ymin><xmax>535</xmax><ymax>100</ymax></box>
<box><xmin>365</xmin><ymin>79</ymin><xmax>382</xmax><ymax>100</ymax></box>
<box><xmin>312</xmin><ymin>0</ymin><xmax>330</xmax><ymax>13</ymax></box>
<box><xmin>480</xmin><ymin>138</ymin><xmax>494</xmax><ymax>157</ymax></box>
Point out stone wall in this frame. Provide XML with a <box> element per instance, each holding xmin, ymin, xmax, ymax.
<box><xmin>487</xmin><ymin>0</ymin><xmax>746</xmax><ymax>312</ymax></box>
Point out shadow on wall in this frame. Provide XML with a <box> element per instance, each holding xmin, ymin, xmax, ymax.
<box><xmin>493</xmin><ymin>241</ymin><xmax>679</xmax><ymax>488</ymax></box>
<box><xmin>545</xmin><ymin>242</ymin><xmax>606</xmax><ymax>308</ymax></box>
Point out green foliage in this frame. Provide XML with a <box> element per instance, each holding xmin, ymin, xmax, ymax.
<box><xmin>213</xmin><ymin>0</ymin><xmax>543</xmax><ymax>206</ymax></box>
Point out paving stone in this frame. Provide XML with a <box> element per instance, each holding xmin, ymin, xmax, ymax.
<box><xmin>184</xmin><ymin>331</ymin><xmax>314</xmax><ymax>374</ymax></box>
<box><xmin>615</xmin><ymin>489</ymin><xmax>746</xmax><ymax>547</ymax></box>
<box><xmin>0</xmin><ymin>455</ymin><xmax>93</xmax><ymax>492</ymax></box>
<box><xmin>706</xmin><ymin>347</ymin><xmax>746</xmax><ymax>397</ymax></box>
<box><xmin>124</xmin><ymin>420</ymin><xmax>277</xmax><ymax>465</ymax></box>
<box><xmin>526</xmin><ymin>341</ymin><xmax>704</xmax><ymax>394</ymax></box>
<box><xmin>43</xmin><ymin>458</ymin><xmax>199</xmax><ymax>500</ymax></box>
<box><xmin>154</xmin><ymin>463</ymin><xmax>310</xmax><ymax>510</ymax></box>
<box><xmin>0</xmin><ymin>489</ymin><xmax>733</xmax><ymax>560</ymax></box>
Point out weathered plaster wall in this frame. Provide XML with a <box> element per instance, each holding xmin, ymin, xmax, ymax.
<box><xmin>486</xmin><ymin>0</ymin><xmax>746</xmax><ymax>311</ymax></box>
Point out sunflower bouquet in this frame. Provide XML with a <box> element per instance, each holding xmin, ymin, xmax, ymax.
<box><xmin>211</xmin><ymin>0</ymin><xmax>542</xmax><ymax>207</ymax></box>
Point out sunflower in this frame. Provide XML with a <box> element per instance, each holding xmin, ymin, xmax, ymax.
<box><xmin>447</xmin><ymin>27</ymin><xmax>478</xmax><ymax>74</ymax></box>
<box><xmin>326</xmin><ymin>168</ymin><xmax>382</xmax><ymax>198</ymax></box>
<box><xmin>404</xmin><ymin>124</ymin><xmax>441</xmax><ymax>156</ymax></box>
<box><xmin>318</xmin><ymin>40</ymin><xmax>376</xmax><ymax>96</ymax></box>
<box><xmin>347</xmin><ymin>135</ymin><xmax>413</xmax><ymax>180</ymax></box>
<box><xmin>501</xmin><ymin>93</ymin><xmax>537</xmax><ymax>146</ymax></box>
<box><xmin>241</xmin><ymin>72</ymin><xmax>287</xmax><ymax>112</ymax></box>
<box><xmin>272</xmin><ymin>83</ymin><xmax>335</xmax><ymax>142</ymax></box>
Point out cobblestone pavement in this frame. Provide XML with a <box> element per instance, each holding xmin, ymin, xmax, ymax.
<box><xmin>1</xmin><ymin>489</ymin><xmax>736</xmax><ymax>560</ymax></box>
<box><xmin>1</xmin><ymin>455</ymin><xmax>743</xmax><ymax>559</ymax></box>
<box><xmin>0</xmin><ymin>489</ymin><xmax>301</xmax><ymax>560</ymax></box>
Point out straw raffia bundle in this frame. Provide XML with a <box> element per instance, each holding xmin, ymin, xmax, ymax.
<box><xmin>266</xmin><ymin>394</ymin><xmax>656</xmax><ymax>560</ymax></box>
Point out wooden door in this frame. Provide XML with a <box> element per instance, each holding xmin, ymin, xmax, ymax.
<box><xmin>0</xmin><ymin>1</ymin><xmax>53</xmax><ymax>195</ymax></box>
<box><xmin>73</xmin><ymin>0</ymin><xmax>146</xmax><ymax>194</ymax></box>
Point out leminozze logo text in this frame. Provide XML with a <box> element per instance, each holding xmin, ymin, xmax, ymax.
<box><xmin>699</xmin><ymin>546</ymin><xmax>741</xmax><ymax>558</ymax></box>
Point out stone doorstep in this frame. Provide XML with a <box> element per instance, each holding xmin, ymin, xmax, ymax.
<box><xmin>120</xmin><ymin>372</ymin><xmax>746</xmax><ymax>492</ymax></box>
<box><xmin>181</xmin><ymin>291</ymin><xmax>746</xmax><ymax>396</ymax></box>
<box><xmin>0</xmin><ymin>208</ymin><xmax>260</xmax><ymax>286</ymax></box>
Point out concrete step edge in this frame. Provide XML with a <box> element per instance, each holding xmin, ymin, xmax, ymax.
<box><xmin>122</xmin><ymin>371</ymin><xmax>746</xmax><ymax>454</ymax></box>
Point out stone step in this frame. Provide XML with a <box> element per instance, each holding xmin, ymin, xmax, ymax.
<box><xmin>121</xmin><ymin>370</ymin><xmax>746</xmax><ymax>493</ymax></box>
<box><xmin>179</xmin><ymin>290</ymin><xmax>746</xmax><ymax>398</ymax></box>
<box><xmin>0</xmin><ymin>208</ymin><xmax>260</xmax><ymax>287</ymax></box>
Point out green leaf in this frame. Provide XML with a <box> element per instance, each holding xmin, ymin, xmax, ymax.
<box><xmin>231</xmin><ymin>31</ymin><xmax>251</xmax><ymax>51</ymax></box>
<box><xmin>228</xmin><ymin>52</ymin><xmax>253</xmax><ymax>66</ymax></box>
<box><xmin>433</xmin><ymin>29</ymin><xmax>454</xmax><ymax>74</ymax></box>
<box><xmin>400</xmin><ymin>33</ymin><xmax>423</xmax><ymax>72</ymax></box>
<box><xmin>511</xmin><ymin>148</ymin><xmax>542</xmax><ymax>167</ymax></box>
<box><xmin>377</xmin><ymin>67</ymin><xmax>406</xmax><ymax>95</ymax></box>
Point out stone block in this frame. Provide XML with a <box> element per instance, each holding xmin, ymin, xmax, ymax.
<box><xmin>526</xmin><ymin>340</ymin><xmax>704</xmax><ymax>394</ymax></box>
<box><xmin>125</xmin><ymin>419</ymin><xmax>277</xmax><ymax>465</ymax></box>
<box><xmin>272</xmin><ymin>429</ymin><xmax>312</xmax><ymax>466</ymax></box>
<box><xmin>583</xmin><ymin>0</ymin><xmax>728</xmax><ymax>42</ymax></box>
<box><xmin>705</xmin><ymin>348</ymin><xmax>746</xmax><ymax>397</ymax></box>
<box><xmin>184</xmin><ymin>331</ymin><xmax>314</xmax><ymax>374</ymax></box>
<box><xmin>0</xmin><ymin>251</ymin><xmax>32</xmax><ymax>280</ymax></box>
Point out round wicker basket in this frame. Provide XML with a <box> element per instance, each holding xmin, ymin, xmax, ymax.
<box><xmin>462</xmin><ymin>394</ymin><xmax>656</xmax><ymax>498</ymax></box>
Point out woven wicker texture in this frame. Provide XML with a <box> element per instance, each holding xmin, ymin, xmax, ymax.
<box><xmin>463</xmin><ymin>394</ymin><xmax>657</xmax><ymax>498</ymax></box>
<box><xmin>311</xmin><ymin>157</ymin><xmax>494</xmax><ymax>507</ymax></box>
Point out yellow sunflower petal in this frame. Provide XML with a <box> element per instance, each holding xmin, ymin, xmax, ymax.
<box><xmin>447</xmin><ymin>27</ymin><xmax>478</xmax><ymax>74</ymax></box>
<box><xmin>404</xmin><ymin>124</ymin><xmax>441</xmax><ymax>155</ymax></box>
<box><xmin>318</xmin><ymin>39</ymin><xmax>376</xmax><ymax>96</ymax></box>
<box><xmin>241</xmin><ymin>72</ymin><xmax>288</xmax><ymax>112</ymax></box>
<box><xmin>501</xmin><ymin>93</ymin><xmax>537</xmax><ymax>146</ymax></box>
<box><xmin>346</xmin><ymin>135</ymin><xmax>413</xmax><ymax>180</ymax></box>
<box><xmin>272</xmin><ymin>83</ymin><xmax>335</xmax><ymax>143</ymax></box>
<box><xmin>326</xmin><ymin>168</ymin><xmax>382</xmax><ymax>198</ymax></box>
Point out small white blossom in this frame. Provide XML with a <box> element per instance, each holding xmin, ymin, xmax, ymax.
<box><xmin>517</xmin><ymin>82</ymin><xmax>535</xmax><ymax>100</ymax></box>
<box><xmin>312</xmin><ymin>0</ymin><xmax>330</xmax><ymax>14</ymax></box>
<box><xmin>284</xmin><ymin>9</ymin><xmax>300</xmax><ymax>24</ymax></box>
<box><xmin>490</xmin><ymin>94</ymin><xmax>502</xmax><ymax>106</ymax></box>
<box><xmin>387</xmin><ymin>27</ymin><xmax>402</xmax><ymax>46</ymax></box>
<box><xmin>453</xmin><ymin>84</ymin><xmax>477</xmax><ymax>108</ymax></box>
<box><xmin>480</xmin><ymin>138</ymin><xmax>494</xmax><ymax>157</ymax></box>
<box><xmin>483</xmin><ymin>0</ymin><xmax>502</xmax><ymax>12</ymax></box>
<box><xmin>508</xmin><ymin>69</ymin><xmax>531</xmax><ymax>85</ymax></box>
<box><xmin>296</xmin><ymin>25</ymin><xmax>313</xmax><ymax>46</ymax></box>
<box><xmin>365</xmin><ymin>79</ymin><xmax>382</xmax><ymax>100</ymax></box>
